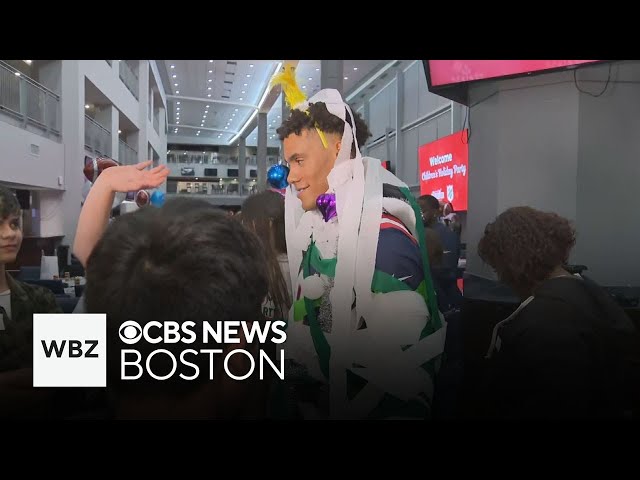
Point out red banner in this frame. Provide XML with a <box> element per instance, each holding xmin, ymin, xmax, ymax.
<box><xmin>419</xmin><ymin>130</ymin><xmax>468</xmax><ymax>211</ymax></box>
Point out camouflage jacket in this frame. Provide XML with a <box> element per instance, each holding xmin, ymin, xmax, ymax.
<box><xmin>0</xmin><ymin>274</ymin><xmax>62</xmax><ymax>371</ymax></box>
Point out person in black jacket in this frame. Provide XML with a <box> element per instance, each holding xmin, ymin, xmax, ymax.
<box><xmin>477</xmin><ymin>206</ymin><xmax>639</xmax><ymax>419</ymax></box>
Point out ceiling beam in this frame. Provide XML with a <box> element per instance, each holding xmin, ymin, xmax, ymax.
<box><xmin>229</xmin><ymin>60</ymin><xmax>296</xmax><ymax>145</ymax></box>
<box><xmin>167</xmin><ymin>95</ymin><xmax>257</xmax><ymax>110</ymax></box>
<box><xmin>169</xmin><ymin>123</ymin><xmax>239</xmax><ymax>135</ymax></box>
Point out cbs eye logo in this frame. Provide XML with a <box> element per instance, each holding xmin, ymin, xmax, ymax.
<box><xmin>119</xmin><ymin>320</ymin><xmax>142</xmax><ymax>344</ymax></box>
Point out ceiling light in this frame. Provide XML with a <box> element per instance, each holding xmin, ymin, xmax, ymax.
<box><xmin>209</xmin><ymin>60</ymin><xmax>213</xmax><ymax>63</ymax></box>
<box><xmin>118</xmin><ymin>130</ymin><xmax>121</xmax><ymax>134</ymax></box>
<box><xmin>241</xmin><ymin>90</ymin><xmax>245</xmax><ymax>94</ymax></box>
<box><xmin>277</xmin><ymin>115</ymin><xmax>280</xmax><ymax>118</ymax></box>
<box><xmin>302</xmin><ymin>86</ymin><xmax>306</xmax><ymax>89</ymax></box>
<box><xmin>246</xmin><ymin>74</ymin><xmax>251</xmax><ymax>78</ymax></box>
<box><xmin>249</xmin><ymin>64</ymin><xmax>254</xmax><ymax>67</ymax></box>
<box><xmin>243</xmin><ymin>83</ymin><xmax>247</xmax><ymax>86</ymax></box>
<box><xmin>177</xmin><ymin>107</ymin><xmax>180</xmax><ymax>110</ymax></box>
<box><xmin>353</xmin><ymin>67</ymin><xmax>358</xmax><ymax>71</ymax></box>
<box><xmin>235</xmin><ymin>108</ymin><xmax>238</xmax><ymax>111</ymax></box>
<box><xmin>85</xmin><ymin>104</ymin><xmax>90</xmax><ymax>109</ymax></box>
<box><xmin>208</xmin><ymin>79</ymin><xmax>212</xmax><ymax>82</ymax></box>
<box><xmin>15</xmin><ymin>72</ymin><xmax>21</xmax><ymax>77</ymax></box>
<box><xmin>208</xmin><ymin>87</ymin><xmax>212</xmax><ymax>90</ymax></box>
<box><xmin>225</xmin><ymin>127</ymin><xmax>228</xmax><ymax>129</ymax></box>
<box><xmin>172</xmin><ymin>74</ymin><xmax>176</xmax><ymax>78</ymax></box>
<box><xmin>208</xmin><ymin>69</ymin><xmax>212</xmax><ymax>73</ymax></box>
<box><xmin>308</xmin><ymin>77</ymin><xmax>312</xmax><ymax>80</ymax></box>
<box><xmin>24</xmin><ymin>60</ymin><xmax>32</xmax><ymax>65</ymax></box>
<box><xmin>239</xmin><ymin>97</ymin><xmax>243</xmax><ymax>101</ymax></box>
<box><xmin>177</xmin><ymin>101</ymin><xmax>180</xmax><ymax>105</ymax></box>
<box><xmin>206</xmin><ymin>105</ymin><xmax>209</xmax><ymax>108</ymax></box>
<box><xmin>176</xmin><ymin>121</ymin><xmax>180</xmax><ymax>124</ymax></box>
<box><xmin>176</xmin><ymin>90</ymin><xmax>180</xmax><ymax>94</ymax></box>
<box><xmin>207</xmin><ymin>94</ymin><xmax>211</xmax><ymax>97</ymax></box>
<box><xmin>315</xmin><ymin>67</ymin><xmax>320</xmax><ymax>71</ymax></box>
<box><xmin>344</xmin><ymin>76</ymin><xmax>348</xmax><ymax>80</ymax></box>
<box><xmin>170</xmin><ymin>65</ymin><xmax>175</xmax><ymax>69</ymax></box>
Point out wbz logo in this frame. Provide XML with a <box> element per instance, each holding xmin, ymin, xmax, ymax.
<box><xmin>33</xmin><ymin>314</ymin><xmax>106</xmax><ymax>387</ymax></box>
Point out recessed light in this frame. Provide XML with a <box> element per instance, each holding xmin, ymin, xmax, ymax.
<box><xmin>208</xmin><ymin>87</ymin><xmax>212</xmax><ymax>90</ymax></box>
<box><xmin>209</xmin><ymin>60</ymin><xmax>213</xmax><ymax>63</ymax></box>
<box><xmin>246</xmin><ymin>74</ymin><xmax>251</xmax><ymax>78</ymax></box>
<box><xmin>85</xmin><ymin>104</ymin><xmax>90</xmax><ymax>109</ymax></box>
<box><xmin>208</xmin><ymin>70</ymin><xmax>213</xmax><ymax>73</ymax></box>
<box><xmin>118</xmin><ymin>130</ymin><xmax>122</xmax><ymax>134</ymax></box>
<box><xmin>225</xmin><ymin>127</ymin><xmax>228</xmax><ymax>129</ymax></box>
<box><xmin>170</xmin><ymin>65</ymin><xmax>175</xmax><ymax>69</ymax></box>
<box><xmin>243</xmin><ymin>83</ymin><xmax>247</xmax><ymax>86</ymax></box>
<box><xmin>176</xmin><ymin>91</ymin><xmax>180</xmax><ymax>94</ymax></box>
<box><xmin>249</xmin><ymin>64</ymin><xmax>254</xmax><ymax>67</ymax></box>
<box><xmin>315</xmin><ymin>67</ymin><xmax>320</xmax><ymax>71</ymax></box>
<box><xmin>239</xmin><ymin>97</ymin><xmax>243</xmax><ymax>101</ymax></box>
<box><xmin>353</xmin><ymin>67</ymin><xmax>358</xmax><ymax>71</ymax></box>
<box><xmin>172</xmin><ymin>74</ymin><xmax>176</xmax><ymax>78</ymax></box>
<box><xmin>208</xmin><ymin>79</ymin><xmax>212</xmax><ymax>82</ymax></box>
<box><xmin>174</xmin><ymin>83</ymin><xmax>178</xmax><ymax>87</ymax></box>
<box><xmin>308</xmin><ymin>77</ymin><xmax>312</xmax><ymax>80</ymax></box>
<box><xmin>15</xmin><ymin>72</ymin><xmax>21</xmax><ymax>77</ymax></box>
<box><xmin>177</xmin><ymin>101</ymin><xmax>180</xmax><ymax>105</ymax></box>
<box><xmin>232</xmin><ymin>113</ymin><xmax>235</xmax><ymax>116</ymax></box>
<box><xmin>176</xmin><ymin>121</ymin><xmax>180</xmax><ymax>124</ymax></box>
<box><xmin>177</xmin><ymin>107</ymin><xmax>180</xmax><ymax>110</ymax></box>
<box><xmin>207</xmin><ymin>94</ymin><xmax>211</xmax><ymax>97</ymax></box>
<box><xmin>344</xmin><ymin>76</ymin><xmax>348</xmax><ymax>80</ymax></box>
<box><xmin>241</xmin><ymin>90</ymin><xmax>245</xmax><ymax>94</ymax></box>
<box><xmin>277</xmin><ymin>115</ymin><xmax>281</xmax><ymax>118</ymax></box>
<box><xmin>235</xmin><ymin>108</ymin><xmax>238</xmax><ymax>111</ymax></box>
<box><xmin>302</xmin><ymin>86</ymin><xmax>306</xmax><ymax>89</ymax></box>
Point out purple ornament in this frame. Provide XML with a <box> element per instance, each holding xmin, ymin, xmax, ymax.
<box><xmin>316</xmin><ymin>193</ymin><xmax>337</xmax><ymax>222</ymax></box>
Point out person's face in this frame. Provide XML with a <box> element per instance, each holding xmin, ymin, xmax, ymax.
<box><xmin>284</xmin><ymin>129</ymin><xmax>341</xmax><ymax>212</ymax></box>
<box><xmin>0</xmin><ymin>212</ymin><xmax>22</xmax><ymax>265</ymax></box>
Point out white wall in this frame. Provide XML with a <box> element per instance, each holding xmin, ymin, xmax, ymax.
<box><xmin>83</xmin><ymin>61</ymin><xmax>141</xmax><ymax>129</ymax></box>
<box><xmin>0</xmin><ymin>120</ymin><xmax>65</xmax><ymax>190</ymax></box>
<box><xmin>464</xmin><ymin>61</ymin><xmax>640</xmax><ymax>286</ymax></box>
<box><xmin>574</xmin><ymin>61</ymin><xmax>640</xmax><ymax>285</ymax></box>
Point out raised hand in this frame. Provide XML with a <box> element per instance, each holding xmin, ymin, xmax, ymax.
<box><xmin>100</xmin><ymin>160</ymin><xmax>170</xmax><ymax>193</ymax></box>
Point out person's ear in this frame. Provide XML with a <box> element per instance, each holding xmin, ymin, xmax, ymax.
<box><xmin>335</xmin><ymin>140</ymin><xmax>342</xmax><ymax>158</ymax></box>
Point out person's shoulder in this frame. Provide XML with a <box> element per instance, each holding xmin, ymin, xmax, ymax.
<box><xmin>13</xmin><ymin>279</ymin><xmax>58</xmax><ymax>305</ymax></box>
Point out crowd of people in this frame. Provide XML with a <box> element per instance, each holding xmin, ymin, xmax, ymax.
<box><xmin>0</xmin><ymin>82</ymin><xmax>638</xmax><ymax>420</ymax></box>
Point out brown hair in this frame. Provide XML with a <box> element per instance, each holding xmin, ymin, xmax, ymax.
<box><xmin>240</xmin><ymin>191</ymin><xmax>290</xmax><ymax>317</ymax></box>
<box><xmin>478</xmin><ymin>206</ymin><xmax>576</xmax><ymax>297</ymax></box>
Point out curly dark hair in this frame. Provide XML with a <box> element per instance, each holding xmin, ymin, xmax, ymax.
<box><xmin>0</xmin><ymin>186</ymin><xmax>20</xmax><ymax>221</ymax></box>
<box><xmin>276</xmin><ymin>102</ymin><xmax>372</xmax><ymax>158</ymax></box>
<box><xmin>477</xmin><ymin>206</ymin><xmax>576</xmax><ymax>297</ymax></box>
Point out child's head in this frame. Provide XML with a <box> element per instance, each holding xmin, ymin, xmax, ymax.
<box><xmin>0</xmin><ymin>187</ymin><xmax>22</xmax><ymax>266</ymax></box>
<box><xmin>85</xmin><ymin>198</ymin><xmax>270</xmax><ymax>418</ymax></box>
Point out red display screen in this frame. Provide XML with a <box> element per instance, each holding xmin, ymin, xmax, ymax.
<box><xmin>419</xmin><ymin>130</ymin><xmax>468</xmax><ymax>211</ymax></box>
<box><xmin>427</xmin><ymin>60</ymin><xmax>600</xmax><ymax>87</ymax></box>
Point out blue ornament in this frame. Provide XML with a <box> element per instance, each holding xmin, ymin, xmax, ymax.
<box><xmin>267</xmin><ymin>164</ymin><xmax>289</xmax><ymax>190</ymax></box>
<box><xmin>150</xmin><ymin>190</ymin><xmax>165</xmax><ymax>207</ymax></box>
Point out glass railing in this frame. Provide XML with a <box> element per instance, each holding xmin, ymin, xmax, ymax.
<box><xmin>0</xmin><ymin>61</ymin><xmax>60</xmax><ymax>139</ymax></box>
<box><xmin>84</xmin><ymin>115</ymin><xmax>111</xmax><ymax>157</ymax></box>
<box><xmin>119</xmin><ymin>139</ymin><xmax>137</xmax><ymax>165</ymax></box>
<box><xmin>119</xmin><ymin>60</ymin><xmax>139</xmax><ymax>100</ymax></box>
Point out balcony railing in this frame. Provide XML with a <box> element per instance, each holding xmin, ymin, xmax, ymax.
<box><xmin>119</xmin><ymin>139</ymin><xmax>138</xmax><ymax>165</ymax></box>
<box><xmin>0</xmin><ymin>61</ymin><xmax>60</xmax><ymax>139</ymax></box>
<box><xmin>84</xmin><ymin>115</ymin><xmax>111</xmax><ymax>157</ymax></box>
<box><xmin>153</xmin><ymin>111</ymin><xmax>159</xmax><ymax>134</ymax></box>
<box><xmin>119</xmin><ymin>60</ymin><xmax>139</xmax><ymax>100</ymax></box>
